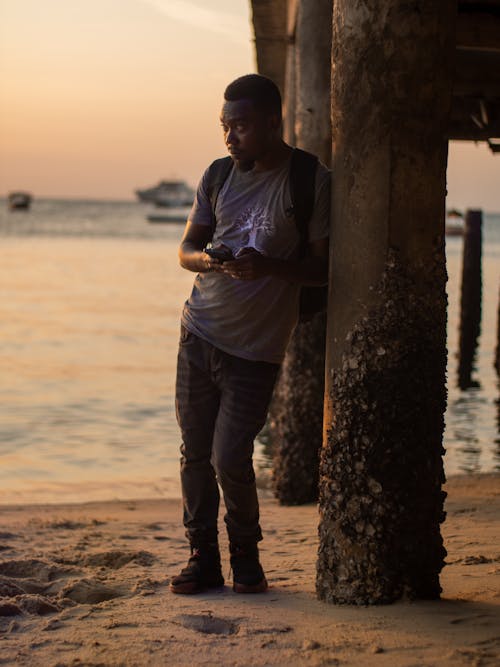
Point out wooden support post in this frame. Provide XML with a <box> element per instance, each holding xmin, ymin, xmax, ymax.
<box><xmin>317</xmin><ymin>0</ymin><xmax>455</xmax><ymax>604</ymax></box>
<box><xmin>458</xmin><ymin>209</ymin><xmax>483</xmax><ymax>389</ymax></box>
<box><xmin>495</xmin><ymin>284</ymin><xmax>500</xmax><ymax>376</ymax></box>
<box><xmin>282</xmin><ymin>0</ymin><xmax>298</xmax><ymax>145</ymax></box>
<box><xmin>270</xmin><ymin>0</ymin><xmax>332</xmax><ymax>505</ymax></box>
<box><xmin>496</xmin><ymin>285</ymin><xmax>500</xmax><ymax>458</ymax></box>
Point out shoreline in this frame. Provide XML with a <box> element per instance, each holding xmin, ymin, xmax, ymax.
<box><xmin>0</xmin><ymin>470</ymin><xmax>497</xmax><ymax>510</ymax></box>
<box><xmin>0</xmin><ymin>473</ymin><xmax>499</xmax><ymax>666</ymax></box>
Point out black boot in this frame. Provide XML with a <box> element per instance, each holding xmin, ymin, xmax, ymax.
<box><xmin>230</xmin><ymin>543</ymin><xmax>268</xmax><ymax>594</ymax></box>
<box><xmin>170</xmin><ymin>543</ymin><xmax>224</xmax><ymax>594</ymax></box>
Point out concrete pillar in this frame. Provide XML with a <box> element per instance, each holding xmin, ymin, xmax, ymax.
<box><xmin>250</xmin><ymin>0</ymin><xmax>288</xmax><ymax>99</ymax></box>
<box><xmin>317</xmin><ymin>0</ymin><xmax>456</xmax><ymax>604</ymax></box>
<box><xmin>271</xmin><ymin>0</ymin><xmax>332</xmax><ymax>505</ymax></box>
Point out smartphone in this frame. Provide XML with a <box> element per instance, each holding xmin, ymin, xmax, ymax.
<box><xmin>203</xmin><ymin>246</ymin><xmax>234</xmax><ymax>263</ymax></box>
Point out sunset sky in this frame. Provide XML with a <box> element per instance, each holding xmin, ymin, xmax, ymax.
<box><xmin>1</xmin><ymin>0</ymin><xmax>499</xmax><ymax>210</ymax></box>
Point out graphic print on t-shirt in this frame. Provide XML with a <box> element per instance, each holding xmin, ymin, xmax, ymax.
<box><xmin>232</xmin><ymin>205</ymin><xmax>274</xmax><ymax>254</ymax></box>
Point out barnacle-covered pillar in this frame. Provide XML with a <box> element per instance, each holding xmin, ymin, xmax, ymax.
<box><xmin>271</xmin><ymin>0</ymin><xmax>332</xmax><ymax>505</ymax></box>
<box><xmin>317</xmin><ymin>0</ymin><xmax>456</xmax><ymax>603</ymax></box>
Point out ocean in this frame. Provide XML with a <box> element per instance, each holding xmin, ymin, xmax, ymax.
<box><xmin>1</xmin><ymin>198</ymin><xmax>499</xmax><ymax>504</ymax></box>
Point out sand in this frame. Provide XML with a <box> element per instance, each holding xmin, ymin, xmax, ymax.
<box><xmin>0</xmin><ymin>474</ymin><xmax>499</xmax><ymax>667</ymax></box>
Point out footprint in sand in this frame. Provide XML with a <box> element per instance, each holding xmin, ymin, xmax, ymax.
<box><xmin>133</xmin><ymin>578</ymin><xmax>166</xmax><ymax>595</ymax></box>
<box><xmin>0</xmin><ymin>559</ymin><xmax>79</xmax><ymax>582</ymax></box>
<box><xmin>46</xmin><ymin>520</ymin><xmax>86</xmax><ymax>530</ymax></box>
<box><xmin>449</xmin><ymin>613</ymin><xmax>491</xmax><ymax>625</ymax></box>
<box><xmin>0</xmin><ymin>557</ymin><xmax>128</xmax><ymax>618</ymax></box>
<box><xmin>171</xmin><ymin>613</ymin><xmax>239</xmax><ymax>636</ymax></box>
<box><xmin>0</xmin><ymin>602</ymin><xmax>23</xmax><ymax>617</ymax></box>
<box><xmin>0</xmin><ymin>577</ymin><xmax>26</xmax><ymax>597</ymax></box>
<box><xmin>461</xmin><ymin>555</ymin><xmax>496</xmax><ymax>565</ymax></box>
<box><xmin>82</xmin><ymin>550</ymin><xmax>156</xmax><ymax>569</ymax></box>
<box><xmin>0</xmin><ymin>594</ymin><xmax>59</xmax><ymax>617</ymax></box>
<box><xmin>0</xmin><ymin>556</ymin><xmax>141</xmax><ymax>621</ymax></box>
<box><xmin>144</xmin><ymin>522</ymin><xmax>165</xmax><ymax>531</ymax></box>
<box><xmin>0</xmin><ymin>559</ymin><xmax>81</xmax><ymax>597</ymax></box>
<box><xmin>16</xmin><ymin>595</ymin><xmax>59</xmax><ymax>616</ymax></box>
<box><xmin>0</xmin><ymin>533</ymin><xmax>17</xmax><ymax>554</ymax></box>
<box><xmin>61</xmin><ymin>578</ymin><xmax>126</xmax><ymax>604</ymax></box>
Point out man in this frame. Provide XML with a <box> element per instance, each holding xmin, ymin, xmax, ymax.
<box><xmin>171</xmin><ymin>74</ymin><xmax>330</xmax><ymax>595</ymax></box>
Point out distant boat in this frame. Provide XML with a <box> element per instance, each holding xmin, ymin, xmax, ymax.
<box><xmin>446</xmin><ymin>208</ymin><xmax>464</xmax><ymax>236</ymax></box>
<box><xmin>135</xmin><ymin>180</ymin><xmax>194</xmax><ymax>208</ymax></box>
<box><xmin>8</xmin><ymin>191</ymin><xmax>32</xmax><ymax>210</ymax></box>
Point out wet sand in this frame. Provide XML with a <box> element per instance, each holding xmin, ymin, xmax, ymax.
<box><xmin>0</xmin><ymin>474</ymin><xmax>499</xmax><ymax>666</ymax></box>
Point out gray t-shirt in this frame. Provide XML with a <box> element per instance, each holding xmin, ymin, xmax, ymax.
<box><xmin>181</xmin><ymin>154</ymin><xmax>330</xmax><ymax>363</ymax></box>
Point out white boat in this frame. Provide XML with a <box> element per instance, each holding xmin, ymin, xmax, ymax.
<box><xmin>445</xmin><ymin>209</ymin><xmax>464</xmax><ymax>236</ymax></box>
<box><xmin>135</xmin><ymin>180</ymin><xmax>194</xmax><ymax>208</ymax></box>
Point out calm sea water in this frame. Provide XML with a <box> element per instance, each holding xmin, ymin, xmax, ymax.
<box><xmin>0</xmin><ymin>198</ymin><xmax>499</xmax><ymax>504</ymax></box>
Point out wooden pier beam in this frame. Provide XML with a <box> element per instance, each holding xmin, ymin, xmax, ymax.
<box><xmin>495</xmin><ymin>283</ymin><xmax>500</xmax><ymax>376</ymax></box>
<box><xmin>317</xmin><ymin>0</ymin><xmax>456</xmax><ymax>604</ymax></box>
<box><xmin>271</xmin><ymin>0</ymin><xmax>332</xmax><ymax>505</ymax></box>
<box><xmin>458</xmin><ymin>209</ymin><xmax>483</xmax><ymax>389</ymax></box>
<box><xmin>282</xmin><ymin>0</ymin><xmax>298</xmax><ymax>145</ymax></box>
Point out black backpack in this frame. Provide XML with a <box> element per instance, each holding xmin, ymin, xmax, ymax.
<box><xmin>205</xmin><ymin>147</ymin><xmax>328</xmax><ymax>321</ymax></box>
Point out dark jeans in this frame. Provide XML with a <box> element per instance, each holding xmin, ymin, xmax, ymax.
<box><xmin>175</xmin><ymin>325</ymin><xmax>280</xmax><ymax>546</ymax></box>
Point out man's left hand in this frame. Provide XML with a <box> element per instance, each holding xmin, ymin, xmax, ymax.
<box><xmin>222</xmin><ymin>248</ymin><xmax>269</xmax><ymax>281</ymax></box>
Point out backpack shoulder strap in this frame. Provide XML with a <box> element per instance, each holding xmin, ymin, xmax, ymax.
<box><xmin>289</xmin><ymin>148</ymin><xmax>318</xmax><ymax>257</ymax></box>
<box><xmin>205</xmin><ymin>156</ymin><xmax>233</xmax><ymax>228</ymax></box>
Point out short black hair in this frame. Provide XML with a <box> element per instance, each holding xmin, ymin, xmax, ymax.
<box><xmin>224</xmin><ymin>74</ymin><xmax>282</xmax><ymax>119</ymax></box>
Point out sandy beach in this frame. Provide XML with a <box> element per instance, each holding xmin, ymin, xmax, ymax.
<box><xmin>0</xmin><ymin>474</ymin><xmax>498</xmax><ymax>666</ymax></box>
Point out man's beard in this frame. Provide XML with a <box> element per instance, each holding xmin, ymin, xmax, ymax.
<box><xmin>233</xmin><ymin>158</ymin><xmax>254</xmax><ymax>172</ymax></box>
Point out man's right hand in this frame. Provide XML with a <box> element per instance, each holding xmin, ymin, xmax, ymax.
<box><xmin>179</xmin><ymin>221</ymin><xmax>219</xmax><ymax>273</ymax></box>
<box><xmin>201</xmin><ymin>252</ymin><xmax>224</xmax><ymax>273</ymax></box>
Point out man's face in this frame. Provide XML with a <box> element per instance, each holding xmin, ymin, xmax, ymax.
<box><xmin>220</xmin><ymin>99</ymin><xmax>278</xmax><ymax>167</ymax></box>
